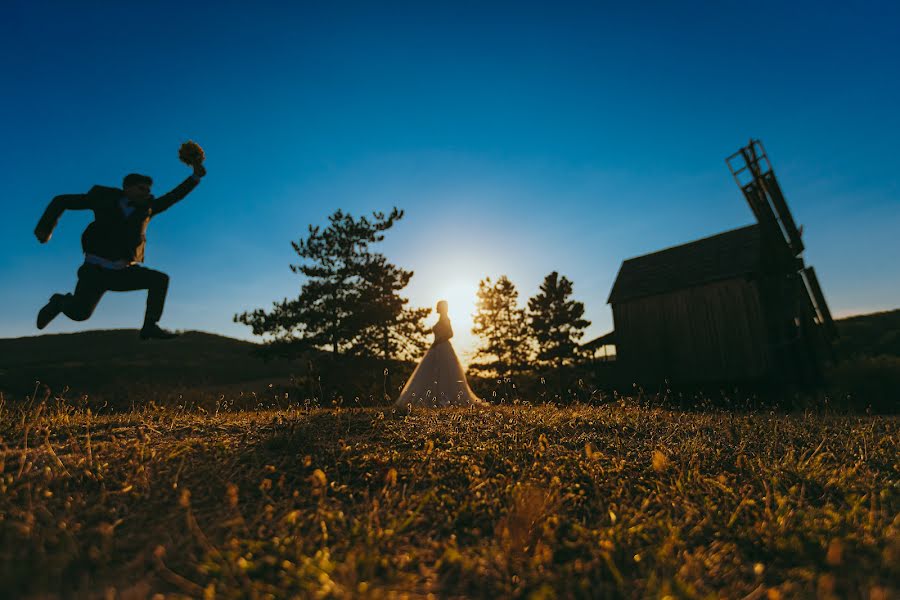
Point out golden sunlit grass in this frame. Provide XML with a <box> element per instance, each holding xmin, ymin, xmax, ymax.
<box><xmin>0</xmin><ymin>395</ymin><xmax>897</xmax><ymax>598</ymax></box>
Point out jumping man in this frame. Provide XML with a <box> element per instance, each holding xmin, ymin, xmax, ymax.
<box><xmin>33</xmin><ymin>156</ymin><xmax>207</xmax><ymax>340</ymax></box>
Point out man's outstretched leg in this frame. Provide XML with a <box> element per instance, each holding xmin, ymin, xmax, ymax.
<box><xmin>37</xmin><ymin>265</ymin><xmax>106</xmax><ymax>329</ymax></box>
<box><xmin>103</xmin><ymin>265</ymin><xmax>178</xmax><ymax>340</ymax></box>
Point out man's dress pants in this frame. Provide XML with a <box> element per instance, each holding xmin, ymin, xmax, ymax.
<box><xmin>61</xmin><ymin>263</ymin><xmax>169</xmax><ymax>325</ymax></box>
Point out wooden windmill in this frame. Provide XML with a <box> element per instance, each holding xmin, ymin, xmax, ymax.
<box><xmin>599</xmin><ymin>140</ymin><xmax>836</xmax><ymax>385</ymax></box>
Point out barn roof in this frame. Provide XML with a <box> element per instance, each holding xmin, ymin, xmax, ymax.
<box><xmin>582</xmin><ymin>330</ymin><xmax>616</xmax><ymax>350</ymax></box>
<box><xmin>608</xmin><ymin>224</ymin><xmax>762</xmax><ymax>304</ymax></box>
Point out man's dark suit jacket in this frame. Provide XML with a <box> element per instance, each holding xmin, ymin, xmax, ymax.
<box><xmin>36</xmin><ymin>176</ymin><xmax>199</xmax><ymax>263</ymax></box>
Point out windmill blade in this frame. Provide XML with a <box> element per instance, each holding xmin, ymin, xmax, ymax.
<box><xmin>727</xmin><ymin>140</ymin><xmax>805</xmax><ymax>256</ymax></box>
<box><xmin>731</xmin><ymin>142</ymin><xmax>783</xmax><ymax>242</ymax></box>
<box><xmin>801</xmin><ymin>266</ymin><xmax>837</xmax><ymax>340</ymax></box>
<box><xmin>761</xmin><ymin>171</ymin><xmax>804</xmax><ymax>255</ymax></box>
<box><xmin>741</xmin><ymin>180</ymin><xmax>781</xmax><ymax>236</ymax></box>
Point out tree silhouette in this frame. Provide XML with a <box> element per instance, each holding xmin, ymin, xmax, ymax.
<box><xmin>234</xmin><ymin>208</ymin><xmax>428</xmax><ymax>360</ymax></box>
<box><xmin>527</xmin><ymin>271</ymin><xmax>591</xmax><ymax>369</ymax></box>
<box><xmin>352</xmin><ymin>254</ymin><xmax>430</xmax><ymax>362</ymax></box>
<box><xmin>471</xmin><ymin>275</ymin><xmax>532</xmax><ymax>377</ymax></box>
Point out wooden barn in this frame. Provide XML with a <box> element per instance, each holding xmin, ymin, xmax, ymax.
<box><xmin>593</xmin><ymin>140</ymin><xmax>836</xmax><ymax>385</ymax></box>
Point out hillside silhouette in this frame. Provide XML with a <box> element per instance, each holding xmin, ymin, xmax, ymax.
<box><xmin>0</xmin><ymin>330</ymin><xmax>299</xmax><ymax>398</ymax></box>
<box><xmin>1</xmin><ymin>309</ymin><xmax>898</xmax><ymax>404</ymax></box>
<box><xmin>833</xmin><ymin>308</ymin><xmax>900</xmax><ymax>358</ymax></box>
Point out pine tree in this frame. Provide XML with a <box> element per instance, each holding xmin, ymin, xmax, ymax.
<box><xmin>527</xmin><ymin>271</ymin><xmax>591</xmax><ymax>369</ymax></box>
<box><xmin>471</xmin><ymin>275</ymin><xmax>532</xmax><ymax>377</ymax></box>
<box><xmin>234</xmin><ymin>208</ymin><xmax>428</xmax><ymax>360</ymax></box>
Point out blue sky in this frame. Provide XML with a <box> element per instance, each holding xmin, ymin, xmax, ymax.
<box><xmin>2</xmin><ymin>1</ymin><xmax>898</xmax><ymax>358</ymax></box>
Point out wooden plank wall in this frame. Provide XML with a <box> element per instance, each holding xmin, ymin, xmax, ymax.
<box><xmin>612</xmin><ymin>278</ymin><xmax>771</xmax><ymax>384</ymax></box>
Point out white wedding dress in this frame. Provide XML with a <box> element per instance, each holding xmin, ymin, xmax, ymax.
<box><xmin>395</xmin><ymin>314</ymin><xmax>483</xmax><ymax>408</ymax></box>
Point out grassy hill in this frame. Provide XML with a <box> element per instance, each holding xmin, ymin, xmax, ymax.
<box><xmin>0</xmin><ymin>329</ymin><xmax>418</xmax><ymax>408</ymax></box>
<box><xmin>1</xmin><ymin>308</ymin><xmax>898</xmax><ymax>407</ymax></box>
<box><xmin>0</xmin><ymin>330</ymin><xmax>300</xmax><ymax>399</ymax></box>
<box><xmin>834</xmin><ymin>308</ymin><xmax>900</xmax><ymax>358</ymax></box>
<box><xmin>824</xmin><ymin>309</ymin><xmax>900</xmax><ymax>411</ymax></box>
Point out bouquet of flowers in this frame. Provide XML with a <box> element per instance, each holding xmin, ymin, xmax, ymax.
<box><xmin>178</xmin><ymin>140</ymin><xmax>205</xmax><ymax>167</ymax></box>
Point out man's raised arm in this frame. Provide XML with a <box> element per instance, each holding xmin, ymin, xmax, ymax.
<box><xmin>34</xmin><ymin>192</ymin><xmax>93</xmax><ymax>243</ymax></box>
<box><xmin>152</xmin><ymin>163</ymin><xmax>206</xmax><ymax>215</ymax></box>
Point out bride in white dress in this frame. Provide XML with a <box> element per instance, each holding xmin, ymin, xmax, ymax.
<box><xmin>395</xmin><ymin>300</ymin><xmax>483</xmax><ymax>408</ymax></box>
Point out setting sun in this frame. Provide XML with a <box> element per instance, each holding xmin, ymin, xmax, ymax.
<box><xmin>431</xmin><ymin>278</ymin><xmax>479</xmax><ymax>364</ymax></box>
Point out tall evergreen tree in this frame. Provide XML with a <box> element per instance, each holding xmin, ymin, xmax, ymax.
<box><xmin>527</xmin><ymin>271</ymin><xmax>591</xmax><ymax>369</ymax></box>
<box><xmin>471</xmin><ymin>275</ymin><xmax>532</xmax><ymax>377</ymax></box>
<box><xmin>234</xmin><ymin>208</ymin><xmax>428</xmax><ymax>360</ymax></box>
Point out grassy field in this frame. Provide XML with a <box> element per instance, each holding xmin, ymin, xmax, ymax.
<box><xmin>0</xmin><ymin>396</ymin><xmax>897</xmax><ymax>599</ymax></box>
